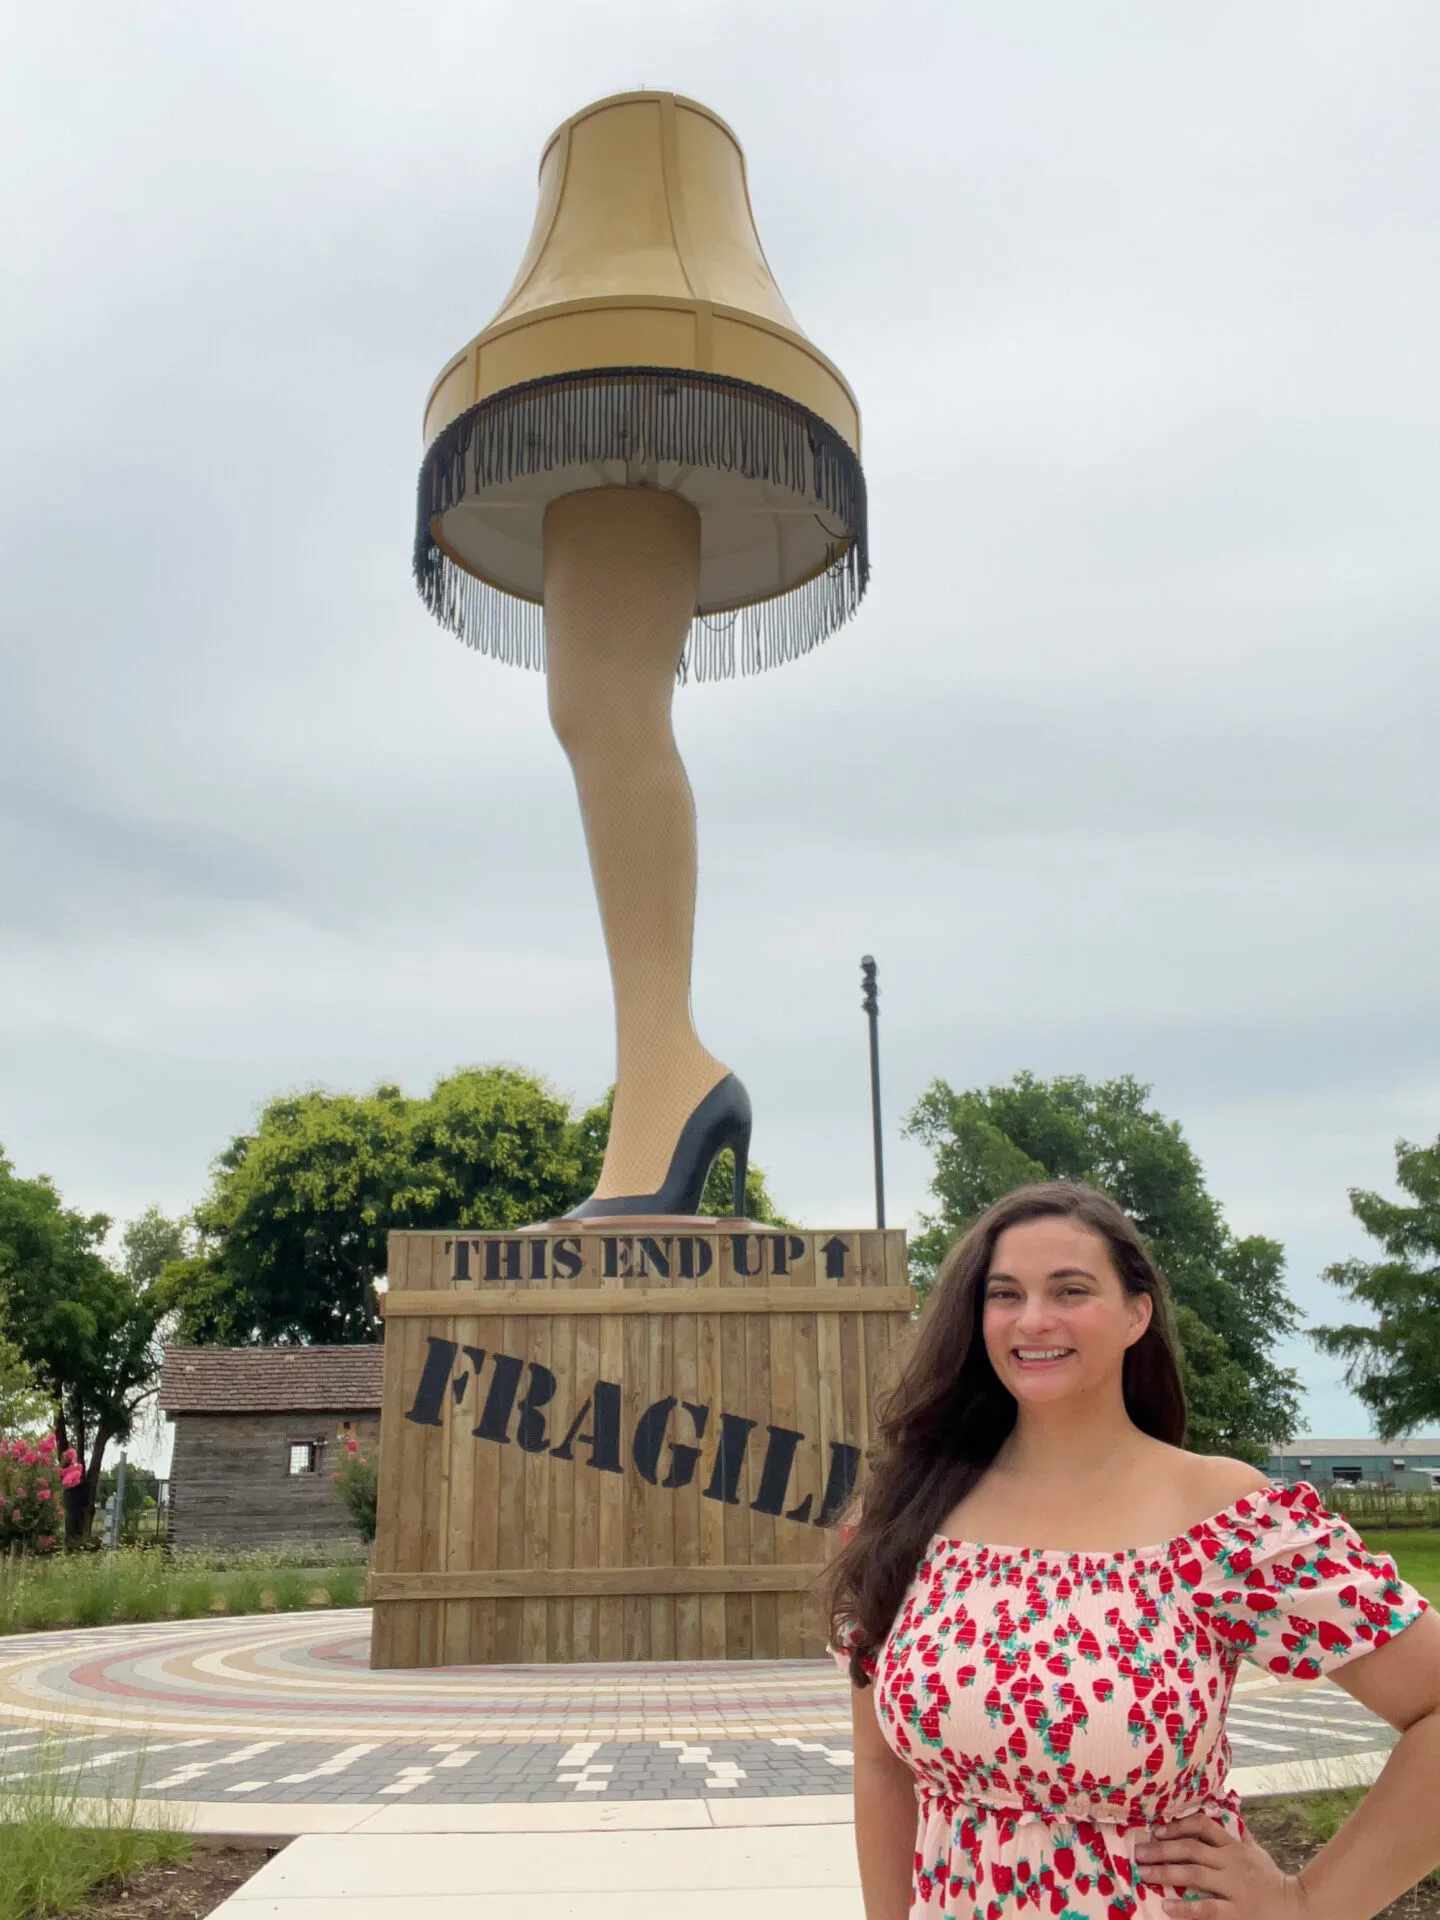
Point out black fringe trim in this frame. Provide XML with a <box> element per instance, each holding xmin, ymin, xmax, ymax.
<box><xmin>413</xmin><ymin>367</ymin><xmax>869</xmax><ymax>682</ymax></box>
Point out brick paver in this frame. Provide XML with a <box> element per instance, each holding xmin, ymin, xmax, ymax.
<box><xmin>0</xmin><ymin>1612</ymin><xmax>1393</xmax><ymax>1806</ymax></box>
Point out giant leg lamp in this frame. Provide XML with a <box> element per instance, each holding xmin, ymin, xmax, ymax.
<box><xmin>414</xmin><ymin>92</ymin><xmax>868</xmax><ymax>1219</ymax></box>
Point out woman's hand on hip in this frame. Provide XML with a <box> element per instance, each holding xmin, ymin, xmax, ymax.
<box><xmin>1134</xmin><ymin>1813</ymin><xmax>1310</xmax><ymax>1918</ymax></box>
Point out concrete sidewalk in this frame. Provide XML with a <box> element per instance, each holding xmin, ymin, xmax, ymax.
<box><xmin>198</xmin><ymin>1752</ymin><xmax>1396</xmax><ymax>1919</ymax></box>
<box><xmin>209</xmin><ymin>1816</ymin><xmax>864</xmax><ymax>1919</ymax></box>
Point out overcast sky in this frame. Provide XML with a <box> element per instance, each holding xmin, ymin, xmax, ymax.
<box><xmin>3</xmin><ymin>1</ymin><xmax>1438</xmax><ymax>1445</ymax></box>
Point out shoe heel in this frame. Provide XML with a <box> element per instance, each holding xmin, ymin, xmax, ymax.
<box><xmin>731</xmin><ymin>1122</ymin><xmax>751</xmax><ymax>1218</ymax></box>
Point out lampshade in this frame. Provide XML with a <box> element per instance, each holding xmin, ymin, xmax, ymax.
<box><xmin>413</xmin><ymin>91</ymin><xmax>868</xmax><ymax>679</ymax></box>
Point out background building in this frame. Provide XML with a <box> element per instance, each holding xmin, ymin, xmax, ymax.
<box><xmin>1265</xmin><ymin>1438</ymin><xmax>1440</xmax><ymax>1492</ymax></box>
<box><xmin>158</xmin><ymin>1346</ymin><xmax>381</xmax><ymax>1550</ymax></box>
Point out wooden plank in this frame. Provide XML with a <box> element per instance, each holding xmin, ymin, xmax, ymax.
<box><xmin>788</xmin><ymin>1281</ymin><xmax>822</xmax><ymax>1659</ymax></box>
<box><xmin>442</xmin><ymin>1286</ymin><xmax>481</xmax><ymax>1666</ymax></box>
<box><xmin>467</xmin><ymin>1294</ymin><xmax>500</xmax><ymax>1667</ymax></box>
<box><xmin>492</xmin><ymin>1309</ymin><xmax>525</xmax><ymax>1664</ymax></box>
<box><xmin>382</xmin><ymin>1286</ymin><xmax>914</xmax><ymax>1316</ymax></box>
<box><xmin>768</xmin><ymin>1222</ymin><xmax>803</xmax><ymax>1659</ymax></box>
<box><xmin>623</xmin><ymin>1310</ymin><xmax>648</xmax><ymax>1661</ymax></box>
<box><xmin>719</xmin><ymin>1250</ymin><xmax>752</xmax><ymax>1660</ymax></box>
<box><xmin>595</xmin><ymin>1308</ymin><xmax>626</xmax><ymax>1661</ymax></box>
<box><xmin>696</xmin><ymin>1297</ymin><xmax>726</xmax><ymax>1659</ymax></box>
<box><xmin>747</xmin><ymin>1290</ymin><xmax>777</xmax><ymax>1660</ymax></box>
<box><xmin>521</xmin><ymin>1310</ymin><xmax>551</xmax><ymax>1663</ymax></box>
<box><xmin>647</xmin><ymin>1310</ymin><xmax>675</xmax><ymax>1660</ymax></box>
<box><xmin>369</xmin><ymin>1564</ymin><xmax>821</xmax><ymax>1600</ymax></box>
<box><xmin>415</xmin><ymin>1236</ymin><xmax>447</xmax><ymax>1670</ymax></box>
<box><xmin>372</xmin><ymin>1235</ymin><xmax>412</xmax><ymax>1589</ymax></box>
<box><xmin>388</xmin><ymin>1236</ymin><xmax>425</xmax><ymax>1668</ymax></box>
<box><xmin>670</xmin><ymin>1304</ymin><xmax>700</xmax><ymax>1660</ymax></box>
<box><xmin>569</xmin><ymin>1306</ymin><xmax>601</xmax><ymax>1662</ymax></box>
<box><xmin>547</xmin><ymin>1310</ymin><xmax>576</xmax><ymax>1663</ymax></box>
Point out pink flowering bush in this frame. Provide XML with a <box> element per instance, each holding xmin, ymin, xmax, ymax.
<box><xmin>0</xmin><ymin>1431</ymin><xmax>82</xmax><ymax>1553</ymax></box>
<box><xmin>331</xmin><ymin>1433</ymin><xmax>377</xmax><ymax>1543</ymax></box>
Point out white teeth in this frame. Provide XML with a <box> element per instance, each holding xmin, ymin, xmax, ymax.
<box><xmin>1015</xmin><ymin>1348</ymin><xmax>1070</xmax><ymax>1361</ymax></box>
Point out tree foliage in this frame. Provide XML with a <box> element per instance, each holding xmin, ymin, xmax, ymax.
<box><xmin>0</xmin><ymin>1150</ymin><xmax>166</xmax><ymax>1539</ymax></box>
<box><xmin>904</xmin><ymin>1072</ymin><xmax>1301</xmax><ymax>1462</ymax></box>
<box><xmin>0</xmin><ymin>1331</ymin><xmax>46</xmax><ymax>1437</ymax></box>
<box><xmin>163</xmin><ymin>1066</ymin><xmax>788</xmax><ymax>1348</ymax></box>
<box><xmin>1311</xmin><ymin>1136</ymin><xmax>1440</xmax><ymax>1440</ymax></box>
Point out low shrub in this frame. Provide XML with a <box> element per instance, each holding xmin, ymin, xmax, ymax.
<box><xmin>331</xmin><ymin>1435</ymin><xmax>377</xmax><ymax>1543</ymax></box>
<box><xmin>0</xmin><ymin>1729</ymin><xmax>192</xmax><ymax>1920</ymax></box>
<box><xmin>0</xmin><ymin>1432</ymin><xmax>83</xmax><ymax>1556</ymax></box>
<box><xmin>0</xmin><ymin>1546</ymin><xmax>367</xmax><ymax>1635</ymax></box>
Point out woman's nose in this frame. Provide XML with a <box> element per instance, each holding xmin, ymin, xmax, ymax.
<box><xmin>1014</xmin><ymin>1301</ymin><xmax>1059</xmax><ymax>1337</ymax></box>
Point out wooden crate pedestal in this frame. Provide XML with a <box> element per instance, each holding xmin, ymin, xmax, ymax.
<box><xmin>370</xmin><ymin>1223</ymin><xmax>910</xmax><ymax>1666</ymax></box>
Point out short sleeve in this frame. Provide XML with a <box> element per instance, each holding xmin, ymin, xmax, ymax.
<box><xmin>1184</xmin><ymin>1480</ymin><xmax>1428</xmax><ymax>1679</ymax></box>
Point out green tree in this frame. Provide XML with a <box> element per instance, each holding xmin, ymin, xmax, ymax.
<box><xmin>1311</xmin><ymin>1136</ymin><xmax>1440</xmax><ymax>1439</ymax></box>
<box><xmin>701</xmin><ymin>1148</ymin><xmax>788</xmax><ymax>1224</ymax></box>
<box><xmin>120</xmin><ymin>1207</ymin><xmax>191</xmax><ymax>1289</ymax></box>
<box><xmin>904</xmin><ymin>1072</ymin><xmax>1301</xmax><ymax>1461</ymax></box>
<box><xmin>163</xmin><ymin>1066</ymin><xmax>789</xmax><ymax>1348</ymax></box>
<box><xmin>0</xmin><ymin>1330</ymin><xmax>47</xmax><ymax>1435</ymax></box>
<box><xmin>164</xmin><ymin>1068</ymin><xmax>595</xmax><ymax>1346</ymax></box>
<box><xmin>0</xmin><ymin>1150</ymin><xmax>164</xmax><ymax>1539</ymax></box>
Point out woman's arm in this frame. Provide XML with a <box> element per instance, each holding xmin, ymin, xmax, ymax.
<box><xmin>1138</xmin><ymin>1608</ymin><xmax>1440</xmax><ymax>1919</ymax></box>
<box><xmin>851</xmin><ymin>1678</ymin><xmax>918</xmax><ymax>1920</ymax></box>
<box><xmin>1294</xmin><ymin>1605</ymin><xmax>1440</xmax><ymax>1920</ymax></box>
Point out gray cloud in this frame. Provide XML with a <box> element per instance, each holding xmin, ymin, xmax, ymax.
<box><xmin>4</xmin><ymin>0</ymin><xmax>1439</xmax><ymax>1437</ymax></box>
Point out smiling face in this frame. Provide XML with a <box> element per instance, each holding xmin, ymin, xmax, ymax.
<box><xmin>981</xmin><ymin>1216</ymin><xmax>1153</xmax><ymax>1409</ymax></box>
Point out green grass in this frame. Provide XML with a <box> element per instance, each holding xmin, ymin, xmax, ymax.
<box><xmin>0</xmin><ymin>1548</ymin><xmax>367</xmax><ymax>1636</ymax></box>
<box><xmin>1254</xmin><ymin>1785</ymin><xmax>1440</xmax><ymax>1888</ymax></box>
<box><xmin>0</xmin><ymin>1731</ymin><xmax>192</xmax><ymax>1920</ymax></box>
<box><xmin>1367</xmin><ymin>1530</ymin><xmax>1440</xmax><ymax>1608</ymax></box>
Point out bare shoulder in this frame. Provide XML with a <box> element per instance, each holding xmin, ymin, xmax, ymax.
<box><xmin>1180</xmin><ymin>1451</ymin><xmax>1274</xmax><ymax>1509</ymax></box>
<box><xmin>1135</xmin><ymin>1441</ymin><xmax>1271</xmax><ymax>1517</ymax></box>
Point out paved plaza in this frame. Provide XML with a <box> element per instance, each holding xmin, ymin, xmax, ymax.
<box><xmin>0</xmin><ymin>1609</ymin><xmax>1398</xmax><ymax>1818</ymax></box>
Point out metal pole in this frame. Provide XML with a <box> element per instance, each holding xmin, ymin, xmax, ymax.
<box><xmin>106</xmin><ymin>1452</ymin><xmax>128</xmax><ymax>1551</ymax></box>
<box><xmin>860</xmin><ymin>956</ymin><xmax>886</xmax><ymax>1230</ymax></box>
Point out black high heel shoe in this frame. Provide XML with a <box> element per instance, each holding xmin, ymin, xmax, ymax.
<box><xmin>565</xmin><ymin>1074</ymin><xmax>752</xmax><ymax>1219</ymax></box>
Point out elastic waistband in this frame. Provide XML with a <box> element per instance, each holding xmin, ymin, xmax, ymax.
<box><xmin>918</xmin><ymin>1788</ymin><xmax>1232</xmax><ymax>1837</ymax></box>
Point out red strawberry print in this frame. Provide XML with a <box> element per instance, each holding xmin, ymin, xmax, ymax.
<box><xmin>849</xmin><ymin>1482</ymin><xmax>1422</xmax><ymax>1919</ymax></box>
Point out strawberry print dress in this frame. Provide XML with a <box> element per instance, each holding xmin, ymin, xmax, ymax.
<box><xmin>836</xmin><ymin>1482</ymin><xmax>1426</xmax><ymax>1920</ymax></box>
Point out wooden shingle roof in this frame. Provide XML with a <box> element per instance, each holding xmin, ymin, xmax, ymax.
<box><xmin>158</xmin><ymin>1345</ymin><xmax>383</xmax><ymax>1413</ymax></box>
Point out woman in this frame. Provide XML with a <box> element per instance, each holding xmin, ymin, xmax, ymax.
<box><xmin>827</xmin><ymin>1182</ymin><xmax>1440</xmax><ymax>1920</ymax></box>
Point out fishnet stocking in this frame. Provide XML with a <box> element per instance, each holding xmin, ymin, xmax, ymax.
<box><xmin>544</xmin><ymin>488</ymin><xmax>730</xmax><ymax>1199</ymax></box>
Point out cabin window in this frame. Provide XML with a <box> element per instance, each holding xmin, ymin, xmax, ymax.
<box><xmin>288</xmin><ymin>1441</ymin><xmax>319</xmax><ymax>1476</ymax></box>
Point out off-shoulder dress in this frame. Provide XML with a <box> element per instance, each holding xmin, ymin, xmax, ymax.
<box><xmin>835</xmin><ymin>1481</ymin><xmax>1427</xmax><ymax>1919</ymax></box>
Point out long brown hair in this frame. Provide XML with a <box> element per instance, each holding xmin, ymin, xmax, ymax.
<box><xmin>824</xmin><ymin>1181</ymin><xmax>1186</xmax><ymax>1685</ymax></box>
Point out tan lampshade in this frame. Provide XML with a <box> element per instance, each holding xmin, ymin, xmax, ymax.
<box><xmin>413</xmin><ymin>91</ymin><xmax>868</xmax><ymax>679</ymax></box>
